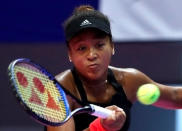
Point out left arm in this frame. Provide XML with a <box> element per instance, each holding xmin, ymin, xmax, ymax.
<box><xmin>152</xmin><ymin>83</ymin><xmax>182</xmax><ymax>109</ymax></box>
<box><xmin>120</xmin><ymin>68</ymin><xmax>182</xmax><ymax>109</ymax></box>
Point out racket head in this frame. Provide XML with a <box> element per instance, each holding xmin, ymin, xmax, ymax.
<box><xmin>8</xmin><ymin>58</ymin><xmax>70</xmax><ymax>126</ymax></box>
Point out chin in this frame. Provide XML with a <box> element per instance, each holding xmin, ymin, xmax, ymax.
<box><xmin>86</xmin><ymin>71</ymin><xmax>104</xmax><ymax>80</ymax></box>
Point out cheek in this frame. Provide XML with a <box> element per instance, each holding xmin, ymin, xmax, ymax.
<box><xmin>71</xmin><ymin>55</ymin><xmax>85</xmax><ymax>68</ymax></box>
<box><xmin>69</xmin><ymin>49</ymin><xmax>84</xmax><ymax>65</ymax></box>
<box><xmin>101</xmin><ymin>50</ymin><xmax>112</xmax><ymax>65</ymax></box>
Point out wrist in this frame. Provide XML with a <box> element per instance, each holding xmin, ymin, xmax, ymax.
<box><xmin>100</xmin><ymin>118</ymin><xmax>117</xmax><ymax>131</ymax></box>
<box><xmin>89</xmin><ymin>118</ymin><xmax>107</xmax><ymax>131</ymax></box>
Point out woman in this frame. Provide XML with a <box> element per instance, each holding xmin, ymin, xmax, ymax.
<box><xmin>47</xmin><ymin>5</ymin><xmax>182</xmax><ymax>131</ymax></box>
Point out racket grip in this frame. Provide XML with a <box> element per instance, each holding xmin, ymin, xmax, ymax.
<box><xmin>90</xmin><ymin>104</ymin><xmax>113</xmax><ymax>119</ymax></box>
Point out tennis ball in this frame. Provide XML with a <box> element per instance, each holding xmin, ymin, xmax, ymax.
<box><xmin>137</xmin><ymin>84</ymin><xmax>160</xmax><ymax>105</ymax></box>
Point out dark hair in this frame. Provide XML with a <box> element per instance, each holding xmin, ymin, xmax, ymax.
<box><xmin>63</xmin><ymin>5</ymin><xmax>112</xmax><ymax>44</ymax></box>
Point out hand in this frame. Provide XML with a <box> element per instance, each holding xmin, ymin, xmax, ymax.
<box><xmin>100</xmin><ymin>105</ymin><xmax>126</xmax><ymax>131</ymax></box>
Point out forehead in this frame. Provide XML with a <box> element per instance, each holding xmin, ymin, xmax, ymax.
<box><xmin>69</xmin><ymin>28</ymin><xmax>108</xmax><ymax>44</ymax></box>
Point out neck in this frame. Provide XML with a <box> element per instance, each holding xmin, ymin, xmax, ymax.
<box><xmin>79</xmin><ymin>73</ymin><xmax>108</xmax><ymax>93</ymax></box>
<box><xmin>83</xmin><ymin>78</ymin><xmax>107</xmax><ymax>89</ymax></box>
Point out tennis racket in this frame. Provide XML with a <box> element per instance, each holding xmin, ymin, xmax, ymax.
<box><xmin>8</xmin><ymin>58</ymin><xmax>112</xmax><ymax>126</ymax></box>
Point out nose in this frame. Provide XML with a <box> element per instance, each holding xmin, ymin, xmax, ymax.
<box><xmin>87</xmin><ymin>47</ymin><xmax>97</xmax><ymax>61</ymax></box>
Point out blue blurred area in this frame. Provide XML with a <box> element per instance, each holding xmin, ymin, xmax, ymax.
<box><xmin>0</xmin><ymin>0</ymin><xmax>98</xmax><ymax>43</ymax></box>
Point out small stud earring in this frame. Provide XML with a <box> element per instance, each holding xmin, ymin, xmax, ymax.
<box><xmin>112</xmin><ymin>49</ymin><xmax>115</xmax><ymax>55</ymax></box>
<box><xmin>68</xmin><ymin>56</ymin><xmax>72</xmax><ymax>62</ymax></box>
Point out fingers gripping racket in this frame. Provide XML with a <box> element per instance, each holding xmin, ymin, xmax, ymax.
<box><xmin>8</xmin><ymin>58</ymin><xmax>112</xmax><ymax>126</ymax></box>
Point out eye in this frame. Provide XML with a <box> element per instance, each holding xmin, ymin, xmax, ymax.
<box><xmin>77</xmin><ymin>46</ymin><xmax>86</xmax><ymax>51</ymax></box>
<box><xmin>96</xmin><ymin>42</ymin><xmax>105</xmax><ymax>49</ymax></box>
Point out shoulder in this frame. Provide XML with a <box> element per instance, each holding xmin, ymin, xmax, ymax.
<box><xmin>55</xmin><ymin>69</ymin><xmax>73</xmax><ymax>86</ymax></box>
<box><xmin>55</xmin><ymin>69</ymin><xmax>72</xmax><ymax>82</ymax></box>
<box><xmin>109</xmin><ymin>66</ymin><xmax>142</xmax><ymax>82</ymax></box>
<box><xmin>109</xmin><ymin>66</ymin><xmax>152</xmax><ymax>83</ymax></box>
<box><xmin>109</xmin><ymin>66</ymin><xmax>153</xmax><ymax>102</ymax></box>
<box><xmin>55</xmin><ymin>69</ymin><xmax>82</xmax><ymax>109</ymax></box>
<box><xmin>55</xmin><ymin>69</ymin><xmax>79</xmax><ymax>98</ymax></box>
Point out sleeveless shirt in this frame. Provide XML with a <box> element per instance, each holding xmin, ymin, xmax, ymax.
<box><xmin>72</xmin><ymin>68</ymin><xmax>132</xmax><ymax>131</ymax></box>
<box><xmin>44</xmin><ymin>68</ymin><xmax>132</xmax><ymax>131</ymax></box>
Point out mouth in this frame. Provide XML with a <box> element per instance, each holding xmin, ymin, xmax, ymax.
<box><xmin>88</xmin><ymin>64</ymin><xmax>99</xmax><ymax>69</ymax></box>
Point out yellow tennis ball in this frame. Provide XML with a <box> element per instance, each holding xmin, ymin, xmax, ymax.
<box><xmin>137</xmin><ymin>84</ymin><xmax>160</xmax><ymax>105</ymax></box>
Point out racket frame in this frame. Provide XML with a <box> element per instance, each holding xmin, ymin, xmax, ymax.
<box><xmin>8</xmin><ymin>58</ymin><xmax>71</xmax><ymax>126</ymax></box>
<box><xmin>8</xmin><ymin>58</ymin><xmax>112</xmax><ymax>126</ymax></box>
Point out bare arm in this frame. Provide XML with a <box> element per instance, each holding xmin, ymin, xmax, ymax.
<box><xmin>47</xmin><ymin>118</ymin><xmax>75</xmax><ymax>131</ymax></box>
<box><xmin>119</xmin><ymin>68</ymin><xmax>182</xmax><ymax>109</ymax></box>
<box><xmin>47</xmin><ymin>71</ymin><xmax>77</xmax><ymax>131</ymax></box>
<box><xmin>152</xmin><ymin>83</ymin><xmax>182</xmax><ymax>109</ymax></box>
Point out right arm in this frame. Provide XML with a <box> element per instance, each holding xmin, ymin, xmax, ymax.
<box><xmin>47</xmin><ymin>118</ymin><xmax>75</xmax><ymax>131</ymax></box>
<box><xmin>47</xmin><ymin>70</ymin><xmax>78</xmax><ymax>131</ymax></box>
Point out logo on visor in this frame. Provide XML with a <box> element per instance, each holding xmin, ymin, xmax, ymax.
<box><xmin>80</xmin><ymin>19</ymin><xmax>92</xmax><ymax>26</ymax></box>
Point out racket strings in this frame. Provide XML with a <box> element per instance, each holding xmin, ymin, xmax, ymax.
<box><xmin>13</xmin><ymin>64</ymin><xmax>68</xmax><ymax>123</ymax></box>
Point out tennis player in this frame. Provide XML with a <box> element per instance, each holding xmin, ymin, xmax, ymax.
<box><xmin>46</xmin><ymin>5</ymin><xmax>182</xmax><ymax>131</ymax></box>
